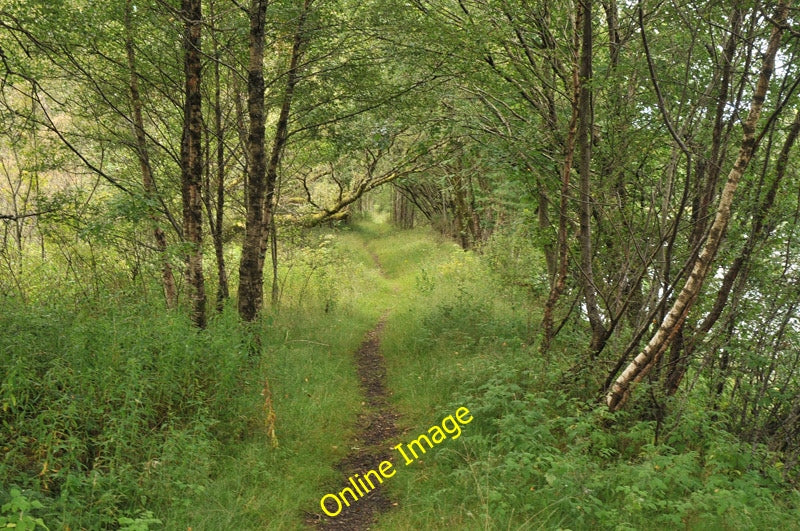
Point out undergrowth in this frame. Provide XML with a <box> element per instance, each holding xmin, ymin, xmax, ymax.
<box><xmin>3</xmin><ymin>220</ymin><xmax>799</xmax><ymax>530</ymax></box>
<box><xmin>0</xmin><ymin>223</ymin><xmax>390</xmax><ymax>529</ymax></box>
<box><xmin>373</xmin><ymin>224</ymin><xmax>800</xmax><ymax>530</ymax></box>
<box><xmin>1</xmin><ymin>295</ymin><xmax>246</xmax><ymax>528</ymax></box>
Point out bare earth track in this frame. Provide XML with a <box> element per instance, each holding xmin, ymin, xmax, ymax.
<box><xmin>307</xmin><ymin>316</ymin><xmax>401</xmax><ymax>529</ymax></box>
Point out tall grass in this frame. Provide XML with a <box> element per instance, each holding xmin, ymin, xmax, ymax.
<box><xmin>0</xmin><ymin>222</ymin><xmax>393</xmax><ymax>529</ymax></box>
<box><xmin>4</xmin><ymin>220</ymin><xmax>799</xmax><ymax>530</ymax></box>
<box><xmin>1</xmin><ymin>294</ymin><xmax>248</xmax><ymax>528</ymax></box>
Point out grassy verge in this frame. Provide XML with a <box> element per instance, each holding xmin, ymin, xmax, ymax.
<box><xmin>363</xmin><ymin>223</ymin><xmax>539</xmax><ymax>529</ymax></box>
<box><xmin>4</xmin><ymin>220</ymin><xmax>799</xmax><ymax>530</ymax></box>
<box><xmin>152</xmin><ymin>223</ymin><xmax>398</xmax><ymax>529</ymax></box>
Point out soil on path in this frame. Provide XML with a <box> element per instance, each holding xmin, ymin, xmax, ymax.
<box><xmin>307</xmin><ymin>315</ymin><xmax>402</xmax><ymax>530</ymax></box>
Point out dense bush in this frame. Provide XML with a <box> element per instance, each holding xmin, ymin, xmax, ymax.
<box><xmin>435</xmin><ymin>366</ymin><xmax>800</xmax><ymax>529</ymax></box>
<box><xmin>0</xmin><ymin>296</ymin><xmax>256</xmax><ymax>528</ymax></box>
<box><xmin>0</xmin><ymin>224</ymin><xmax>390</xmax><ymax>529</ymax></box>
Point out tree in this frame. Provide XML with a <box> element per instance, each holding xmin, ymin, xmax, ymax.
<box><xmin>237</xmin><ymin>0</ymin><xmax>271</xmax><ymax>322</ymax></box>
<box><xmin>124</xmin><ymin>0</ymin><xmax>178</xmax><ymax>309</ymax></box>
<box><xmin>606</xmin><ymin>1</ymin><xmax>790</xmax><ymax>411</ymax></box>
<box><xmin>575</xmin><ymin>0</ymin><xmax>607</xmax><ymax>354</ymax></box>
<box><xmin>180</xmin><ymin>0</ymin><xmax>207</xmax><ymax>328</ymax></box>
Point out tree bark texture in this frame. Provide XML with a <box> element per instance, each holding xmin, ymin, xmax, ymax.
<box><xmin>209</xmin><ymin>0</ymin><xmax>229</xmax><ymax>312</ymax></box>
<box><xmin>540</xmin><ymin>7</ymin><xmax>580</xmax><ymax>354</ymax></box>
<box><xmin>576</xmin><ymin>0</ymin><xmax>607</xmax><ymax>354</ymax></box>
<box><xmin>671</xmin><ymin>108</ymin><xmax>800</xmax><ymax>395</ymax></box>
<box><xmin>238</xmin><ymin>0</ymin><xmax>312</xmax><ymax>321</ymax></box>
<box><xmin>258</xmin><ymin>0</ymin><xmax>313</xmax><ymax>293</ymax></box>
<box><xmin>181</xmin><ymin>0</ymin><xmax>206</xmax><ymax>328</ymax></box>
<box><xmin>237</xmin><ymin>0</ymin><xmax>269</xmax><ymax>322</ymax></box>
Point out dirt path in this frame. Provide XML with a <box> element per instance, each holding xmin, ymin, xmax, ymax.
<box><xmin>307</xmin><ymin>315</ymin><xmax>401</xmax><ymax>529</ymax></box>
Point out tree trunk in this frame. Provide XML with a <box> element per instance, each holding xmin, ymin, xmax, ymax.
<box><xmin>451</xmin><ymin>173</ymin><xmax>472</xmax><ymax>249</ymax></box>
<box><xmin>238</xmin><ymin>0</ymin><xmax>312</xmax><ymax>321</ymax></box>
<box><xmin>209</xmin><ymin>0</ymin><xmax>229</xmax><ymax>312</ymax></box>
<box><xmin>258</xmin><ymin>0</ymin><xmax>312</xmax><ymax>291</ymax></box>
<box><xmin>537</xmin><ymin>179</ymin><xmax>556</xmax><ymax>280</ymax></box>
<box><xmin>606</xmin><ymin>3</ymin><xmax>788</xmax><ymax>411</ymax></box>
<box><xmin>540</xmin><ymin>7</ymin><xmax>580</xmax><ymax>354</ymax></box>
<box><xmin>672</xmin><ymin>108</ymin><xmax>800</xmax><ymax>395</ymax></box>
<box><xmin>576</xmin><ymin>0</ymin><xmax>607</xmax><ymax>354</ymax></box>
<box><xmin>237</xmin><ymin>0</ymin><xmax>270</xmax><ymax>322</ymax></box>
<box><xmin>124</xmin><ymin>0</ymin><xmax>178</xmax><ymax>309</ymax></box>
<box><xmin>269</xmin><ymin>205</ymin><xmax>279</xmax><ymax>305</ymax></box>
<box><xmin>180</xmin><ymin>0</ymin><xmax>206</xmax><ymax>328</ymax></box>
<box><xmin>392</xmin><ymin>186</ymin><xmax>415</xmax><ymax>229</ymax></box>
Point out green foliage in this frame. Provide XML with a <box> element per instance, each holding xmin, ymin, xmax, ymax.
<box><xmin>0</xmin><ymin>488</ymin><xmax>49</xmax><ymax>531</ymax></box>
<box><xmin>3</xmin><ymin>214</ymin><xmax>800</xmax><ymax>529</ymax></box>
<box><xmin>0</xmin><ymin>295</ymin><xmax>257</xmax><ymax>528</ymax></box>
<box><xmin>438</xmin><ymin>376</ymin><xmax>800</xmax><ymax>530</ymax></box>
<box><xmin>480</xmin><ymin>222</ymin><xmax>550</xmax><ymax>299</ymax></box>
<box><xmin>117</xmin><ymin>510</ymin><xmax>162</xmax><ymax>531</ymax></box>
<box><xmin>0</xmin><ymin>218</ymin><xmax>403</xmax><ymax>529</ymax></box>
<box><xmin>276</xmin><ymin>230</ymin><xmax>348</xmax><ymax>313</ymax></box>
<box><xmin>374</xmin><ymin>226</ymin><xmax>800</xmax><ymax>530</ymax></box>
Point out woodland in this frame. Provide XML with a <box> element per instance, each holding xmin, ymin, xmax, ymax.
<box><xmin>2</xmin><ymin>0</ymin><xmax>800</xmax><ymax>529</ymax></box>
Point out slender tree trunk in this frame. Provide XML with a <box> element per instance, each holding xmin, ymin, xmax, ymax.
<box><xmin>451</xmin><ymin>173</ymin><xmax>472</xmax><ymax>249</ymax></box>
<box><xmin>602</xmin><ymin>0</ymin><xmax>620</xmax><ymax>67</ymax></box>
<box><xmin>237</xmin><ymin>0</ymin><xmax>269</xmax><ymax>322</ymax></box>
<box><xmin>258</xmin><ymin>0</ymin><xmax>313</xmax><ymax>286</ymax></box>
<box><xmin>210</xmin><ymin>0</ymin><xmax>229</xmax><ymax>312</ymax></box>
<box><xmin>653</xmin><ymin>5</ymin><xmax>741</xmax><ymax>393</ymax></box>
<box><xmin>180</xmin><ymin>0</ymin><xmax>206</xmax><ymax>328</ymax></box>
<box><xmin>576</xmin><ymin>0</ymin><xmax>607</xmax><ymax>354</ymax></box>
<box><xmin>537</xmin><ymin>179</ymin><xmax>556</xmax><ymax>279</ymax></box>
<box><xmin>607</xmin><ymin>3</ymin><xmax>788</xmax><ymax>411</ymax></box>
<box><xmin>670</xmin><ymin>108</ymin><xmax>800</xmax><ymax>395</ymax></box>
<box><xmin>392</xmin><ymin>186</ymin><xmax>415</xmax><ymax>229</ymax></box>
<box><xmin>124</xmin><ymin>0</ymin><xmax>178</xmax><ymax>309</ymax></box>
<box><xmin>540</xmin><ymin>8</ymin><xmax>580</xmax><ymax>354</ymax></box>
<box><xmin>269</xmin><ymin>205</ymin><xmax>279</xmax><ymax>305</ymax></box>
<box><xmin>238</xmin><ymin>0</ymin><xmax>312</xmax><ymax>321</ymax></box>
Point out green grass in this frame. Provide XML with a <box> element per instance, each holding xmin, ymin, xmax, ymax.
<box><xmin>3</xmin><ymin>218</ymin><xmax>800</xmax><ymax>530</ymax></box>
<box><xmin>364</xmin><ymin>225</ymin><xmax>539</xmax><ymax>530</ymax></box>
<box><xmin>161</xmin><ymin>308</ymin><xmax>374</xmax><ymax>529</ymax></box>
<box><xmin>155</xmin><ymin>224</ymin><xmax>398</xmax><ymax>529</ymax></box>
<box><xmin>0</xmin><ymin>221</ymin><xmax>396</xmax><ymax>529</ymax></box>
<box><xmin>1</xmin><ymin>296</ymin><xmax>245</xmax><ymax>529</ymax></box>
<box><xmin>360</xmin><ymin>223</ymin><xmax>800</xmax><ymax>531</ymax></box>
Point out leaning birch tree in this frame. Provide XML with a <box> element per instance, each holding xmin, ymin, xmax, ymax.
<box><xmin>606</xmin><ymin>1</ymin><xmax>790</xmax><ymax>411</ymax></box>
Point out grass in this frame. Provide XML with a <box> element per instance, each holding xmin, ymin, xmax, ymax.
<box><xmin>0</xmin><ymin>220</ymin><xmax>397</xmax><ymax>529</ymax></box>
<box><xmin>157</xmin><ymin>223</ymin><xmax>398</xmax><ymax>529</ymax></box>
<box><xmin>3</xmin><ymin>218</ymin><xmax>800</xmax><ymax>530</ymax></box>
<box><xmin>160</xmin><ymin>310</ymin><xmax>370</xmax><ymax>529</ymax></box>
<box><xmin>346</xmin><ymin>220</ymin><xmax>800</xmax><ymax>531</ymax></box>
<box><xmin>363</xmin><ymin>224</ymin><xmax>539</xmax><ymax>530</ymax></box>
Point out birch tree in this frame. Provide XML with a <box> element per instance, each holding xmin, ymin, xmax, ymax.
<box><xmin>606</xmin><ymin>2</ymin><xmax>790</xmax><ymax>411</ymax></box>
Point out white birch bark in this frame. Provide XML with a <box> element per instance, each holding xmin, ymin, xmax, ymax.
<box><xmin>607</xmin><ymin>3</ymin><xmax>789</xmax><ymax>411</ymax></box>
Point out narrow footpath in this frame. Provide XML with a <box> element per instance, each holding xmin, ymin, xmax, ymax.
<box><xmin>308</xmin><ymin>317</ymin><xmax>400</xmax><ymax>529</ymax></box>
<box><xmin>308</xmin><ymin>248</ymin><xmax>402</xmax><ymax>529</ymax></box>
